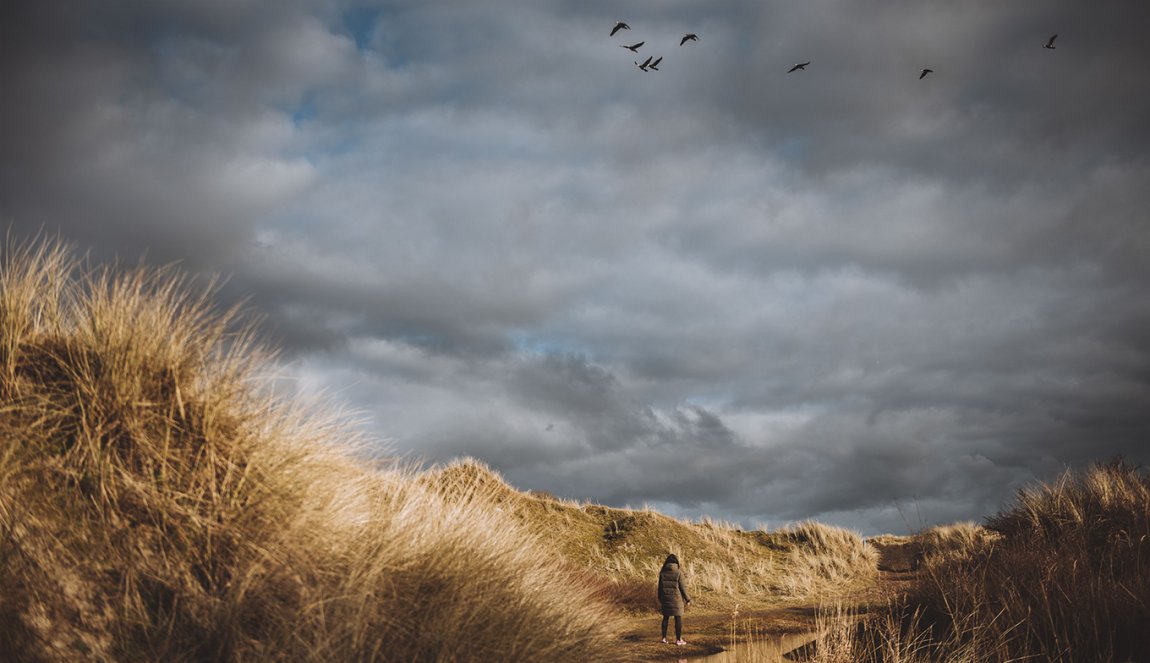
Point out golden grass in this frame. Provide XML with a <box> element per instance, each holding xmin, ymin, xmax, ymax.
<box><xmin>802</xmin><ymin>460</ymin><xmax>1150</xmax><ymax>663</ymax></box>
<box><xmin>0</xmin><ymin>239</ymin><xmax>624</xmax><ymax>662</ymax></box>
<box><xmin>916</xmin><ymin>521</ymin><xmax>998</xmax><ymax>557</ymax></box>
<box><xmin>870</xmin><ymin>522</ymin><xmax>999</xmax><ymax>574</ymax></box>
<box><xmin>420</xmin><ymin>460</ymin><xmax>878</xmax><ymax>614</ymax></box>
<box><xmin>0</xmin><ymin>237</ymin><xmax>887</xmax><ymax>662</ymax></box>
<box><xmin>912</xmin><ymin>459</ymin><xmax>1150</xmax><ymax>662</ymax></box>
<box><xmin>771</xmin><ymin>521</ymin><xmax>879</xmax><ymax>599</ymax></box>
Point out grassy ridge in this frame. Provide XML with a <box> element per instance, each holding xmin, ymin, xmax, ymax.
<box><xmin>803</xmin><ymin>461</ymin><xmax>1150</xmax><ymax>663</ymax></box>
<box><xmin>0</xmin><ymin>239</ymin><xmax>879</xmax><ymax>662</ymax></box>
<box><xmin>913</xmin><ymin>459</ymin><xmax>1150</xmax><ymax>662</ymax></box>
<box><xmin>0</xmin><ymin>240</ymin><xmax>623</xmax><ymax>662</ymax></box>
<box><xmin>424</xmin><ymin>459</ymin><xmax>878</xmax><ymax>613</ymax></box>
<box><xmin>25</xmin><ymin>234</ymin><xmax>1144</xmax><ymax>663</ymax></box>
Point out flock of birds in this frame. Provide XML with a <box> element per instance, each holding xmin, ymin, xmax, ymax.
<box><xmin>610</xmin><ymin>21</ymin><xmax>696</xmax><ymax>72</ymax></box>
<box><xmin>610</xmin><ymin>20</ymin><xmax>1060</xmax><ymax>77</ymax></box>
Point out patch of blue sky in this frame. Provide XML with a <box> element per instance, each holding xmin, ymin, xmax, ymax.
<box><xmin>275</xmin><ymin>96</ymin><xmax>364</xmax><ymax>161</ymax></box>
<box><xmin>338</xmin><ymin>5</ymin><xmax>413</xmax><ymax>68</ymax></box>
<box><xmin>340</xmin><ymin>7</ymin><xmax>382</xmax><ymax>51</ymax></box>
<box><xmin>291</xmin><ymin>94</ymin><xmax>318</xmax><ymax>126</ymax></box>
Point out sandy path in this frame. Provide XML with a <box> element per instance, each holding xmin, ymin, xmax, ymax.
<box><xmin>614</xmin><ymin>538</ymin><xmax>919</xmax><ymax>661</ymax></box>
<box><xmin>616</xmin><ymin>604</ymin><xmax>820</xmax><ymax>661</ymax></box>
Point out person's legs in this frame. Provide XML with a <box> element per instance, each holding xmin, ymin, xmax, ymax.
<box><xmin>675</xmin><ymin>615</ymin><xmax>683</xmax><ymax>641</ymax></box>
<box><xmin>661</xmin><ymin>615</ymin><xmax>670</xmax><ymax>640</ymax></box>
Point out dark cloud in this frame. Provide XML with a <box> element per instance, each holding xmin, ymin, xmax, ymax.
<box><xmin>3</xmin><ymin>0</ymin><xmax>1149</xmax><ymax>534</ymax></box>
<box><xmin>1</xmin><ymin>0</ymin><xmax>329</xmax><ymax>263</ymax></box>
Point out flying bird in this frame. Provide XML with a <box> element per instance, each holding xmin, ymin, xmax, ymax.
<box><xmin>1043</xmin><ymin>34</ymin><xmax>1058</xmax><ymax>49</ymax></box>
<box><xmin>635</xmin><ymin>55</ymin><xmax>653</xmax><ymax>71</ymax></box>
<box><xmin>787</xmin><ymin>61</ymin><xmax>810</xmax><ymax>73</ymax></box>
<box><xmin>649</xmin><ymin>56</ymin><xmax>662</xmax><ymax>71</ymax></box>
<box><xmin>680</xmin><ymin>33</ymin><xmax>698</xmax><ymax>46</ymax></box>
<box><xmin>620</xmin><ymin>41</ymin><xmax>644</xmax><ymax>52</ymax></box>
<box><xmin>919</xmin><ymin>68</ymin><xmax>933</xmax><ymax>79</ymax></box>
<box><xmin>610</xmin><ymin>21</ymin><xmax>630</xmax><ymax>37</ymax></box>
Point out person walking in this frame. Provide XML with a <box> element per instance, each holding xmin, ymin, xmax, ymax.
<box><xmin>657</xmin><ymin>553</ymin><xmax>691</xmax><ymax>645</ymax></box>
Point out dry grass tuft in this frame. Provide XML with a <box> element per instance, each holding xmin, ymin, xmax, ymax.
<box><xmin>899</xmin><ymin>458</ymin><xmax>1150</xmax><ymax>662</ymax></box>
<box><xmin>801</xmin><ymin>462</ymin><xmax>1150</xmax><ymax>663</ymax></box>
<box><xmin>800</xmin><ymin>601</ymin><xmax>987</xmax><ymax>663</ymax></box>
<box><xmin>915</xmin><ymin>521</ymin><xmax>998</xmax><ymax>558</ymax></box>
<box><xmin>0</xmin><ymin>238</ymin><xmax>623</xmax><ymax>662</ymax></box>
<box><xmin>418</xmin><ymin>462</ymin><xmax>879</xmax><ymax>614</ymax></box>
<box><xmin>771</xmin><ymin>521</ymin><xmax>878</xmax><ymax>598</ymax></box>
<box><xmin>872</xmin><ymin>522</ymin><xmax>1000</xmax><ymax>573</ymax></box>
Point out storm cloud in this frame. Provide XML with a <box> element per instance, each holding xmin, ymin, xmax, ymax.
<box><xmin>3</xmin><ymin>0</ymin><xmax>1148</xmax><ymax>534</ymax></box>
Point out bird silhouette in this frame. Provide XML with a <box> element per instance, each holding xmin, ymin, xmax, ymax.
<box><xmin>1043</xmin><ymin>34</ymin><xmax>1058</xmax><ymax>49</ymax></box>
<box><xmin>610</xmin><ymin>21</ymin><xmax>630</xmax><ymax>37</ymax></box>
<box><xmin>787</xmin><ymin>61</ymin><xmax>810</xmax><ymax>73</ymax></box>
<box><xmin>919</xmin><ymin>68</ymin><xmax>933</xmax><ymax>79</ymax></box>
<box><xmin>649</xmin><ymin>56</ymin><xmax>662</xmax><ymax>71</ymax></box>
<box><xmin>620</xmin><ymin>41</ymin><xmax>644</xmax><ymax>52</ymax></box>
<box><xmin>680</xmin><ymin>33</ymin><xmax>698</xmax><ymax>46</ymax></box>
<box><xmin>635</xmin><ymin>55</ymin><xmax>653</xmax><ymax>71</ymax></box>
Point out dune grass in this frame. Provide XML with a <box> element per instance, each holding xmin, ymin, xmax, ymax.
<box><xmin>913</xmin><ymin>458</ymin><xmax>1150</xmax><ymax>662</ymax></box>
<box><xmin>422</xmin><ymin>459</ymin><xmax>878</xmax><ymax>615</ymax></box>
<box><xmin>0</xmin><ymin>237</ymin><xmax>886</xmax><ymax>662</ymax></box>
<box><xmin>798</xmin><ymin>459</ymin><xmax>1150</xmax><ymax>663</ymax></box>
<box><xmin>31</xmin><ymin>234</ymin><xmax>1147</xmax><ymax>663</ymax></box>
<box><xmin>770</xmin><ymin>521</ymin><xmax>879</xmax><ymax>599</ymax></box>
<box><xmin>0</xmin><ymin>239</ymin><xmax>624</xmax><ymax>662</ymax></box>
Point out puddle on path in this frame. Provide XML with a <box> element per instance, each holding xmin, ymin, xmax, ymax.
<box><xmin>691</xmin><ymin>631</ymin><xmax>817</xmax><ymax>663</ymax></box>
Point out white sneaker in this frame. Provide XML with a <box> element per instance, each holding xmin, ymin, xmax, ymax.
<box><xmin>661</xmin><ymin>638</ymin><xmax>668</xmax><ymax>644</ymax></box>
<box><xmin>676</xmin><ymin>640</ymin><xmax>686</xmax><ymax>646</ymax></box>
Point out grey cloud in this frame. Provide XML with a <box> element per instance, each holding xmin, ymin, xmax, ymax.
<box><xmin>3</xmin><ymin>0</ymin><xmax>1149</xmax><ymax>535</ymax></box>
<box><xmin>1</xmin><ymin>0</ymin><xmax>333</xmax><ymax>264</ymax></box>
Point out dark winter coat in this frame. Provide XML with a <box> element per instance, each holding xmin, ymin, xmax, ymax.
<box><xmin>657</xmin><ymin>562</ymin><xmax>690</xmax><ymax>616</ymax></box>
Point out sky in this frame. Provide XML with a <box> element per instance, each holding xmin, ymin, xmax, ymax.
<box><xmin>2</xmin><ymin>0</ymin><xmax>1149</xmax><ymax>535</ymax></box>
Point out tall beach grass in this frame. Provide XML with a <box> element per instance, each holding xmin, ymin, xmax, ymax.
<box><xmin>913</xmin><ymin>458</ymin><xmax>1150</xmax><ymax>662</ymax></box>
<box><xmin>421</xmin><ymin>458</ymin><xmax>879</xmax><ymax>614</ymax></box>
<box><xmin>800</xmin><ymin>459</ymin><xmax>1150</xmax><ymax>663</ymax></box>
<box><xmin>0</xmin><ymin>239</ymin><xmax>624</xmax><ymax>662</ymax></box>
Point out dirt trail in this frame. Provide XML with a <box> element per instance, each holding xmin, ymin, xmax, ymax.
<box><xmin>615</xmin><ymin>537</ymin><xmax>920</xmax><ymax>661</ymax></box>
<box><xmin>869</xmin><ymin>536</ymin><xmax>921</xmax><ymax>596</ymax></box>
<box><xmin>616</xmin><ymin>604</ymin><xmax>821</xmax><ymax>661</ymax></box>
